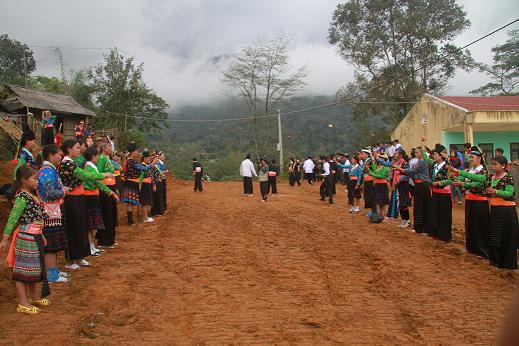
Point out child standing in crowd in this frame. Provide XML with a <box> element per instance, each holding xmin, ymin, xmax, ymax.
<box><xmin>450</xmin><ymin>149</ymin><xmax>463</xmax><ymax>204</ymax></box>
<box><xmin>486</xmin><ymin>156</ymin><xmax>518</xmax><ymax>269</ymax></box>
<box><xmin>347</xmin><ymin>155</ymin><xmax>362</xmax><ymax>213</ymax></box>
<box><xmin>0</xmin><ymin>166</ymin><xmax>51</xmax><ymax>314</ymax></box>
<box><xmin>359</xmin><ymin>149</ymin><xmax>375</xmax><ymax>213</ymax></box>
<box><xmin>38</xmin><ymin>144</ymin><xmax>70</xmax><ymax>283</ymax></box>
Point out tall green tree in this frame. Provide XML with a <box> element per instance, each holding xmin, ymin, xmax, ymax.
<box><xmin>0</xmin><ymin>34</ymin><xmax>36</xmax><ymax>88</ymax></box>
<box><xmin>470</xmin><ymin>30</ymin><xmax>519</xmax><ymax>96</ymax></box>
<box><xmin>69</xmin><ymin>70</ymin><xmax>96</xmax><ymax>110</ymax></box>
<box><xmin>89</xmin><ymin>48</ymin><xmax>168</xmax><ymax>134</ymax></box>
<box><xmin>329</xmin><ymin>0</ymin><xmax>474</xmax><ymax>129</ymax></box>
<box><xmin>31</xmin><ymin>76</ymin><xmax>68</xmax><ymax>94</ymax></box>
<box><xmin>222</xmin><ymin>36</ymin><xmax>307</xmax><ymax>159</ymax></box>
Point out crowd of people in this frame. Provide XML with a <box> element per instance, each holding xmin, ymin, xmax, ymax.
<box><xmin>0</xmin><ymin>130</ymin><xmax>169</xmax><ymax>314</ymax></box>
<box><xmin>237</xmin><ymin>138</ymin><xmax>518</xmax><ymax>272</ymax></box>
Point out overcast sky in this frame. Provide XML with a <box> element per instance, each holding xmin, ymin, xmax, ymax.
<box><xmin>1</xmin><ymin>0</ymin><xmax>518</xmax><ymax>110</ymax></box>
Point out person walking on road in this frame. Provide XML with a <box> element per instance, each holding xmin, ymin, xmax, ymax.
<box><xmin>240</xmin><ymin>154</ymin><xmax>257</xmax><ymax>197</ymax></box>
<box><xmin>192</xmin><ymin>158</ymin><xmax>203</xmax><ymax>192</ymax></box>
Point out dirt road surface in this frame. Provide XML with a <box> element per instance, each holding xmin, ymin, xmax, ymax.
<box><xmin>0</xmin><ymin>180</ymin><xmax>517</xmax><ymax>345</ymax></box>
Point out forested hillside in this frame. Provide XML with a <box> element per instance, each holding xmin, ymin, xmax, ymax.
<box><xmin>152</xmin><ymin>95</ymin><xmax>387</xmax><ymax>180</ymax></box>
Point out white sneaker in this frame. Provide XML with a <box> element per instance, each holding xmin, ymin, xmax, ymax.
<box><xmin>348</xmin><ymin>207</ymin><xmax>355</xmax><ymax>213</ymax></box>
<box><xmin>59</xmin><ymin>271</ymin><xmax>71</xmax><ymax>278</ymax></box>
<box><xmin>402</xmin><ymin>220</ymin><xmax>411</xmax><ymax>228</ymax></box>
<box><xmin>145</xmin><ymin>217</ymin><xmax>155</xmax><ymax>223</ymax></box>
<box><xmin>78</xmin><ymin>259</ymin><xmax>91</xmax><ymax>267</ymax></box>
<box><xmin>50</xmin><ymin>275</ymin><xmax>71</xmax><ymax>283</ymax></box>
<box><xmin>65</xmin><ymin>263</ymin><xmax>80</xmax><ymax>270</ymax></box>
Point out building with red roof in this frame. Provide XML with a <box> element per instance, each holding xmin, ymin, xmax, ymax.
<box><xmin>392</xmin><ymin>94</ymin><xmax>519</xmax><ymax>162</ymax></box>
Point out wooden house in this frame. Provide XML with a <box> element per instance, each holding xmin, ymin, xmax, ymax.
<box><xmin>0</xmin><ymin>84</ymin><xmax>95</xmax><ymax>143</ymax></box>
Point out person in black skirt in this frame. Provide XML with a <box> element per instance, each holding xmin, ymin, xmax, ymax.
<box><xmin>193</xmin><ymin>158</ymin><xmax>203</xmax><ymax>192</ymax></box>
<box><xmin>151</xmin><ymin>153</ymin><xmax>166</xmax><ymax>216</ymax></box>
<box><xmin>121</xmin><ymin>143</ymin><xmax>153</xmax><ymax>225</ymax></box>
<box><xmin>485</xmin><ymin>156</ymin><xmax>518</xmax><ymax>269</ymax></box>
<box><xmin>395</xmin><ymin>146</ymin><xmax>431</xmax><ymax>234</ymax></box>
<box><xmin>372</xmin><ymin>153</ymin><xmax>390</xmax><ymax>220</ymax></box>
<box><xmin>450</xmin><ymin>146</ymin><xmax>490</xmax><ymax>257</ymax></box>
<box><xmin>422</xmin><ymin>140</ymin><xmax>452</xmax><ymax>242</ymax></box>
<box><xmin>359</xmin><ymin>149</ymin><xmax>375</xmax><ymax>212</ymax></box>
<box><xmin>96</xmin><ymin>139</ymin><xmax>120</xmax><ymax>249</ymax></box>
<box><xmin>139</xmin><ymin>151</ymin><xmax>156</xmax><ymax>223</ymax></box>
<box><xmin>392</xmin><ymin>149</ymin><xmax>411</xmax><ymax>228</ymax></box>
<box><xmin>267</xmin><ymin>159</ymin><xmax>280</xmax><ymax>194</ymax></box>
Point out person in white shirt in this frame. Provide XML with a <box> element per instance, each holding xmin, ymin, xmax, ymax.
<box><xmin>303</xmin><ymin>156</ymin><xmax>315</xmax><ymax>185</ymax></box>
<box><xmin>319</xmin><ymin>155</ymin><xmax>334</xmax><ymax>205</ymax></box>
<box><xmin>387</xmin><ymin>144</ymin><xmax>396</xmax><ymax>159</ymax></box>
<box><xmin>239</xmin><ymin>154</ymin><xmax>257</xmax><ymax>196</ymax></box>
<box><xmin>394</xmin><ymin>140</ymin><xmax>402</xmax><ymax>150</ymax></box>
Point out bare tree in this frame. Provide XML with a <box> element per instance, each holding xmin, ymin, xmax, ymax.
<box><xmin>222</xmin><ymin>36</ymin><xmax>306</xmax><ymax>159</ymax></box>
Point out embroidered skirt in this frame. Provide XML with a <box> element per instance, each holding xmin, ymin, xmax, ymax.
<box><xmin>397</xmin><ymin>181</ymin><xmax>411</xmax><ymax>209</ymax></box>
<box><xmin>374</xmin><ymin>183</ymin><xmax>389</xmax><ymax>206</ymax></box>
<box><xmin>121</xmin><ymin>180</ymin><xmax>140</xmax><ymax>205</ymax></box>
<box><xmin>139</xmin><ymin>182</ymin><xmax>153</xmax><ymax>206</ymax></box>
<box><xmin>85</xmin><ymin>195</ymin><xmax>105</xmax><ymax>231</ymax></box>
<box><xmin>42</xmin><ymin>204</ymin><xmax>67</xmax><ymax>253</ymax></box>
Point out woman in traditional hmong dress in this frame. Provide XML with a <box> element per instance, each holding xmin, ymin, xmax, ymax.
<box><xmin>59</xmin><ymin>140</ymin><xmax>110</xmax><ymax>270</ymax></box>
<box><xmin>139</xmin><ymin>151</ymin><xmax>155</xmax><ymax>221</ymax></box>
<box><xmin>96</xmin><ymin>140</ymin><xmax>120</xmax><ymax>248</ymax></box>
<box><xmin>423</xmin><ymin>142</ymin><xmax>453</xmax><ymax>242</ymax></box>
<box><xmin>359</xmin><ymin>149</ymin><xmax>375</xmax><ymax>211</ymax></box>
<box><xmin>0</xmin><ymin>166</ymin><xmax>51</xmax><ymax>314</ymax></box>
<box><xmin>151</xmin><ymin>153</ymin><xmax>166</xmax><ymax>216</ymax></box>
<box><xmin>41</xmin><ymin>110</ymin><xmax>57</xmax><ymax>146</ymax></box>
<box><xmin>121</xmin><ymin>143</ymin><xmax>153</xmax><ymax>225</ymax></box>
<box><xmin>486</xmin><ymin>156</ymin><xmax>518</xmax><ymax>269</ymax></box>
<box><xmin>13</xmin><ymin>130</ymin><xmax>37</xmax><ymax>180</ymax></box>
<box><xmin>83</xmin><ymin>147</ymin><xmax>119</xmax><ymax>255</ymax></box>
<box><xmin>450</xmin><ymin>146</ymin><xmax>490</xmax><ymax>257</ymax></box>
<box><xmin>393</xmin><ymin>149</ymin><xmax>411</xmax><ymax>228</ymax></box>
<box><xmin>156</xmin><ymin>151</ymin><xmax>168</xmax><ymax>213</ymax></box>
<box><xmin>38</xmin><ymin>144</ymin><xmax>70</xmax><ymax>283</ymax></box>
<box><xmin>347</xmin><ymin>155</ymin><xmax>363</xmax><ymax>214</ymax></box>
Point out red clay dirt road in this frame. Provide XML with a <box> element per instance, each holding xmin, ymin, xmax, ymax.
<box><xmin>0</xmin><ymin>180</ymin><xmax>518</xmax><ymax>345</ymax></box>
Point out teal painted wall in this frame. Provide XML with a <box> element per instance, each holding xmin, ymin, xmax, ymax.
<box><xmin>443</xmin><ymin>131</ymin><xmax>519</xmax><ymax>158</ymax></box>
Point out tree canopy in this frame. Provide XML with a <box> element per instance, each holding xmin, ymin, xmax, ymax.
<box><xmin>0</xmin><ymin>34</ymin><xmax>36</xmax><ymax>87</ymax></box>
<box><xmin>329</xmin><ymin>0</ymin><xmax>474</xmax><ymax>128</ymax></box>
<box><xmin>470</xmin><ymin>29</ymin><xmax>519</xmax><ymax>96</ymax></box>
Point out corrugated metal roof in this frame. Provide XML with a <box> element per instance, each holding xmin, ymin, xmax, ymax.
<box><xmin>437</xmin><ymin>95</ymin><xmax>519</xmax><ymax>111</ymax></box>
<box><xmin>2</xmin><ymin>84</ymin><xmax>95</xmax><ymax>116</ymax></box>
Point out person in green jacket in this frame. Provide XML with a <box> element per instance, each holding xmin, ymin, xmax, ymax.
<box><xmin>83</xmin><ymin>146</ymin><xmax>119</xmax><ymax>256</ymax></box>
<box><xmin>372</xmin><ymin>153</ymin><xmax>390</xmax><ymax>220</ymax></box>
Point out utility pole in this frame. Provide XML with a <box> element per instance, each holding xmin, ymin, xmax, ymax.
<box><xmin>277</xmin><ymin>109</ymin><xmax>283</xmax><ymax>170</ymax></box>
